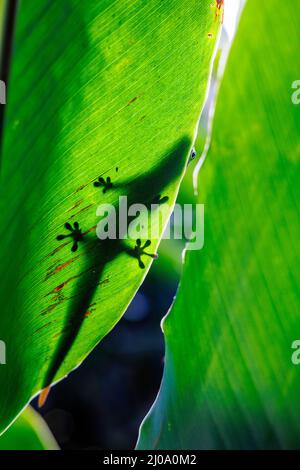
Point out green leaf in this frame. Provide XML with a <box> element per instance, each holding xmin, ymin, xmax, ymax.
<box><xmin>137</xmin><ymin>0</ymin><xmax>300</xmax><ymax>449</ymax></box>
<box><xmin>0</xmin><ymin>1</ymin><xmax>219</xmax><ymax>432</ymax></box>
<box><xmin>0</xmin><ymin>406</ymin><xmax>58</xmax><ymax>450</ymax></box>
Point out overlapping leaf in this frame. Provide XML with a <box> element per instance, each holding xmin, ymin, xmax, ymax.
<box><xmin>0</xmin><ymin>407</ymin><xmax>58</xmax><ymax>450</ymax></box>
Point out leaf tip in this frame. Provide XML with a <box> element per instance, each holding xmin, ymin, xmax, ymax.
<box><xmin>38</xmin><ymin>386</ymin><xmax>51</xmax><ymax>408</ymax></box>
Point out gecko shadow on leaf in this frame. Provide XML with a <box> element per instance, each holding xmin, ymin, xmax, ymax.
<box><xmin>40</xmin><ymin>137</ymin><xmax>191</xmax><ymax>394</ymax></box>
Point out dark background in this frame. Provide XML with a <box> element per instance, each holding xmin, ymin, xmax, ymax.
<box><xmin>31</xmin><ymin>247</ymin><xmax>181</xmax><ymax>450</ymax></box>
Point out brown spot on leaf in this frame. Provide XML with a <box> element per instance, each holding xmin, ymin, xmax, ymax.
<box><xmin>45</xmin><ymin>274</ymin><xmax>81</xmax><ymax>297</ymax></box>
<box><xmin>44</xmin><ymin>242</ymin><xmax>69</xmax><ymax>260</ymax></box>
<box><xmin>32</xmin><ymin>322</ymin><xmax>52</xmax><ymax>336</ymax></box>
<box><xmin>67</xmin><ymin>199</ymin><xmax>83</xmax><ymax>212</ymax></box>
<box><xmin>41</xmin><ymin>303</ymin><xmax>60</xmax><ymax>316</ymax></box>
<box><xmin>75</xmin><ymin>184</ymin><xmax>86</xmax><ymax>193</ymax></box>
<box><xmin>127</xmin><ymin>96</ymin><xmax>138</xmax><ymax>106</ymax></box>
<box><xmin>84</xmin><ymin>302</ymin><xmax>97</xmax><ymax>318</ymax></box>
<box><xmin>83</xmin><ymin>225</ymin><xmax>97</xmax><ymax>235</ymax></box>
<box><xmin>52</xmin><ymin>324</ymin><xmax>71</xmax><ymax>339</ymax></box>
<box><xmin>47</xmin><ymin>260</ymin><xmax>62</xmax><ymax>273</ymax></box>
<box><xmin>45</xmin><ymin>256</ymin><xmax>79</xmax><ymax>281</ymax></box>
<box><xmin>70</xmin><ymin>204</ymin><xmax>94</xmax><ymax>219</ymax></box>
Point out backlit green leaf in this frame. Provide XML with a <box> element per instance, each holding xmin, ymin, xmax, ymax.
<box><xmin>0</xmin><ymin>0</ymin><xmax>219</xmax><ymax>433</ymax></box>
